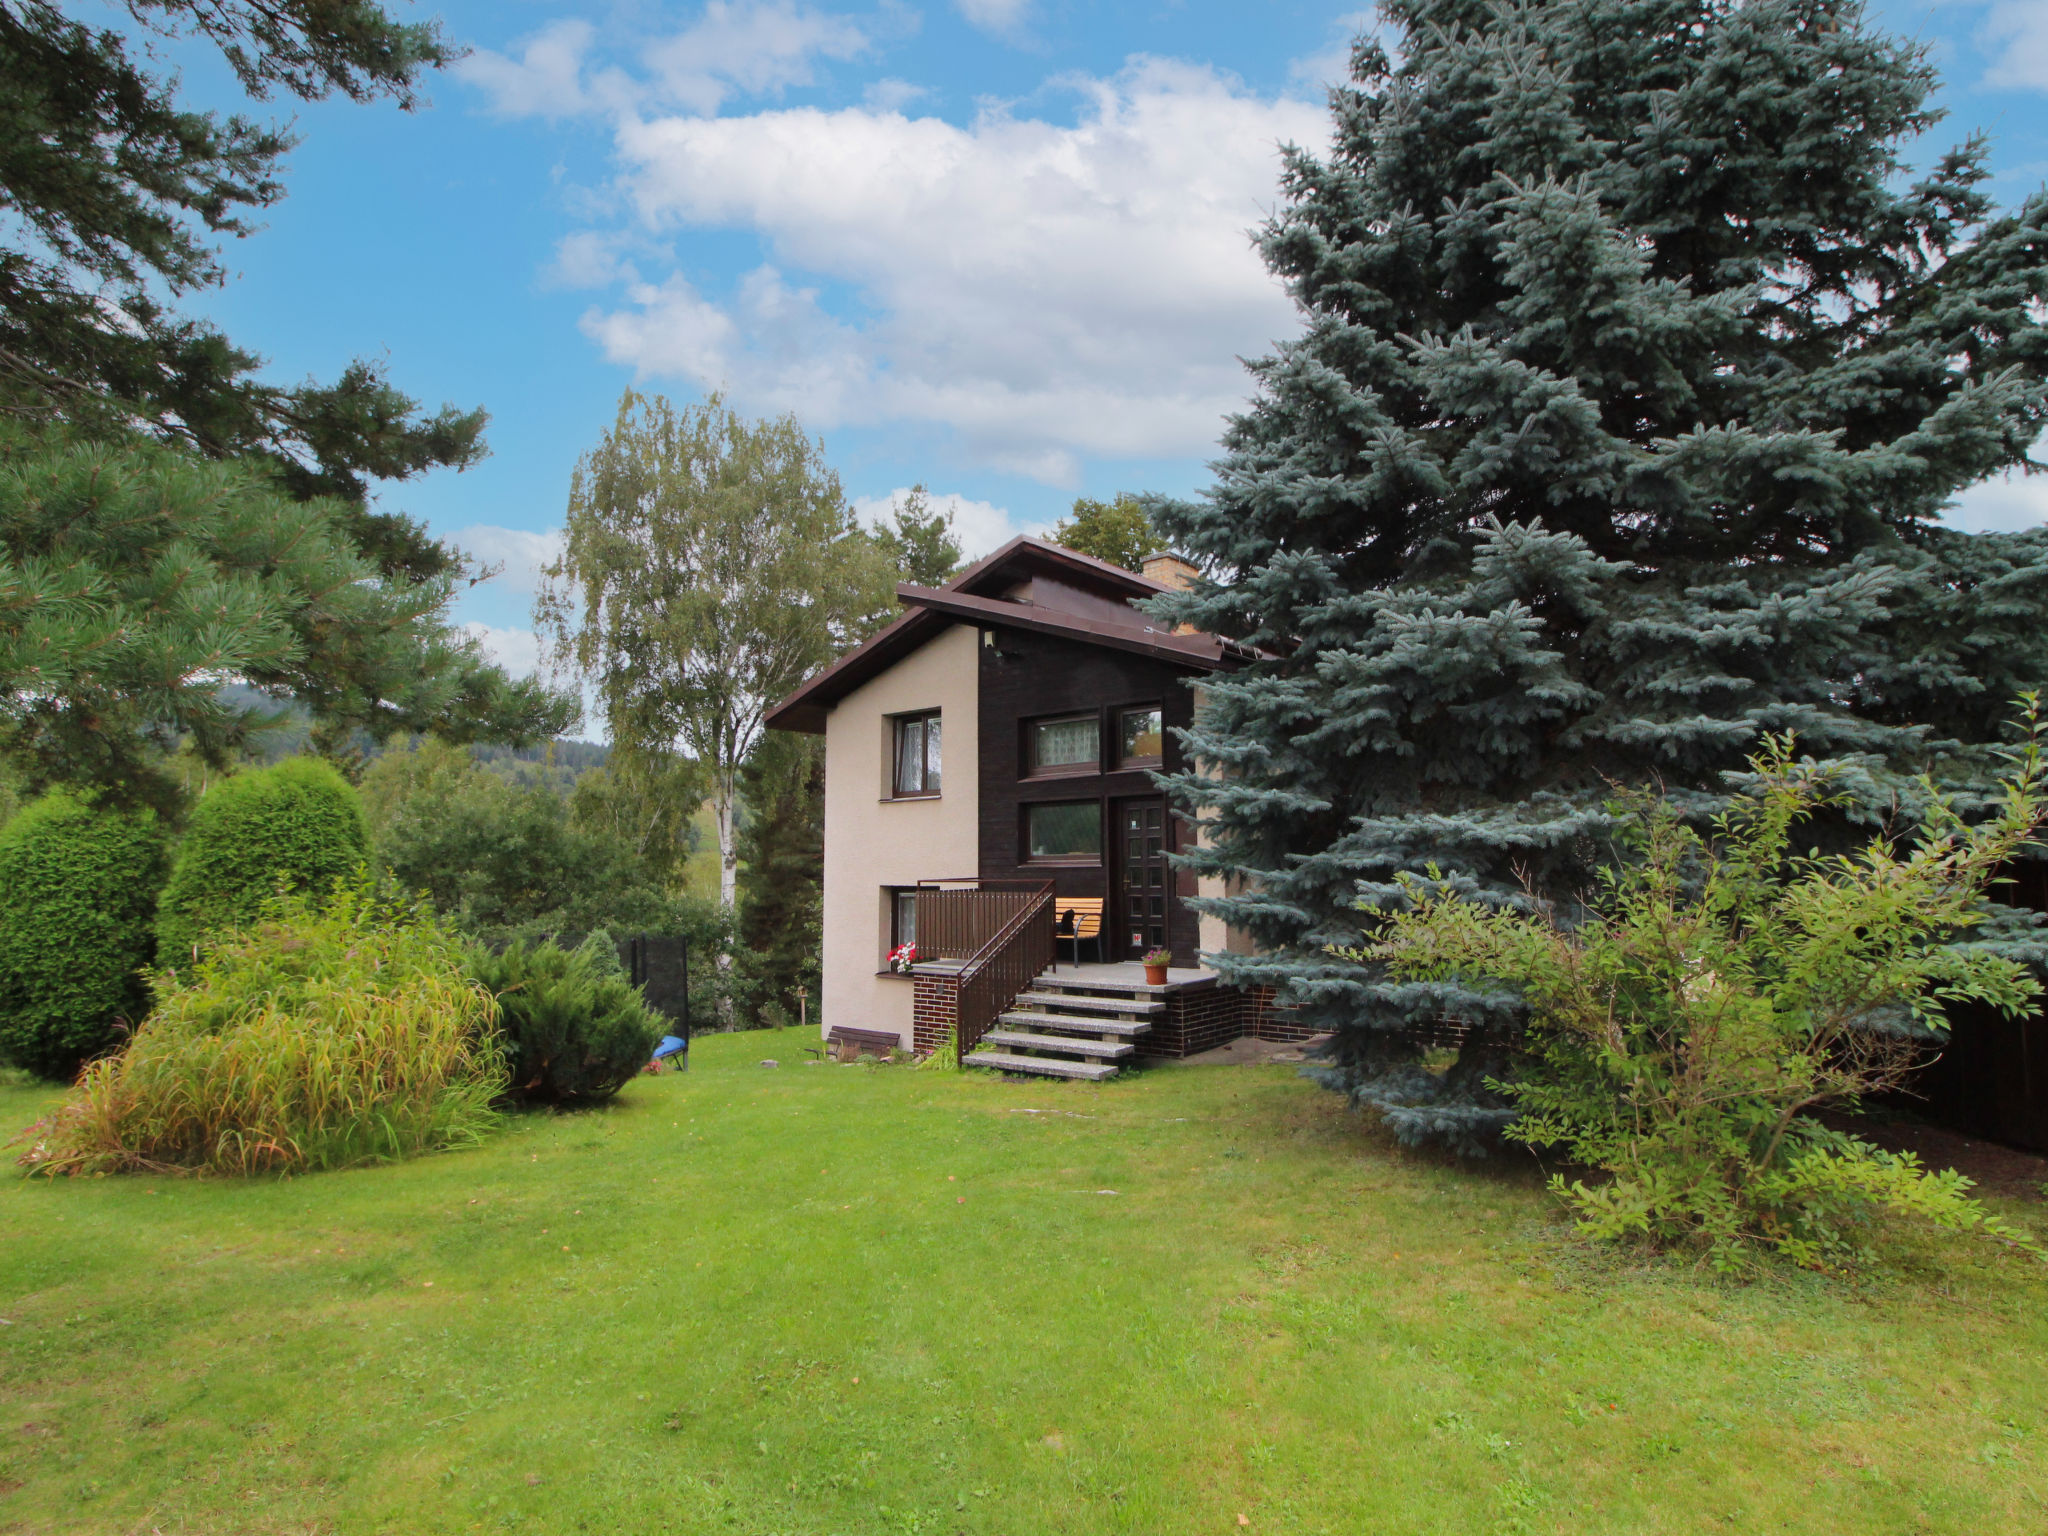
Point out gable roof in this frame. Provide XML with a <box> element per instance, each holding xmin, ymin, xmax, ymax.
<box><xmin>764</xmin><ymin>535</ymin><xmax>1244</xmax><ymax>734</ymax></box>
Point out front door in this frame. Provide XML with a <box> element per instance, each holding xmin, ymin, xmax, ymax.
<box><xmin>1115</xmin><ymin>798</ymin><xmax>1169</xmax><ymax>960</ymax></box>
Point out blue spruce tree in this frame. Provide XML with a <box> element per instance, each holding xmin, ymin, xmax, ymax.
<box><xmin>1151</xmin><ymin>0</ymin><xmax>2048</xmax><ymax>1153</ymax></box>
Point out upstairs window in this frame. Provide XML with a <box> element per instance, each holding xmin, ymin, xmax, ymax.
<box><xmin>1026</xmin><ymin>713</ymin><xmax>1100</xmax><ymax>777</ymax></box>
<box><xmin>892</xmin><ymin>711</ymin><xmax>941</xmax><ymax>797</ymax></box>
<box><xmin>1118</xmin><ymin>706</ymin><xmax>1164</xmax><ymax>767</ymax></box>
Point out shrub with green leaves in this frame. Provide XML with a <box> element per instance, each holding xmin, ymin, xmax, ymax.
<box><xmin>1358</xmin><ymin>711</ymin><xmax>2048</xmax><ymax>1271</ymax></box>
<box><xmin>364</xmin><ymin>738</ymin><xmax>677</xmax><ymax>939</ymax></box>
<box><xmin>473</xmin><ymin>933</ymin><xmax>662</xmax><ymax>1105</ymax></box>
<box><xmin>155</xmin><ymin>757</ymin><xmax>369</xmax><ymax>962</ymax></box>
<box><xmin>16</xmin><ymin>882</ymin><xmax>502</xmax><ymax>1177</ymax></box>
<box><xmin>0</xmin><ymin>791</ymin><xmax>168</xmax><ymax>1080</ymax></box>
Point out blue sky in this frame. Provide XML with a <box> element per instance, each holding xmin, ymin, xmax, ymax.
<box><xmin>167</xmin><ymin>0</ymin><xmax>2048</xmax><ymax>681</ymax></box>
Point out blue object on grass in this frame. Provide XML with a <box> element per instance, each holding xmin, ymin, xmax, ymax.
<box><xmin>653</xmin><ymin>1033</ymin><xmax>688</xmax><ymax>1068</ymax></box>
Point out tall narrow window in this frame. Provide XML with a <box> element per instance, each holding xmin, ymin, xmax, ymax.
<box><xmin>892</xmin><ymin>711</ymin><xmax>941</xmax><ymax>797</ymax></box>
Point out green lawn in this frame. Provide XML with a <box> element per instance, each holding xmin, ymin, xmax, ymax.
<box><xmin>2</xmin><ymin>1031</ymin><xmax>2045</xmax><ymax>1535</ymax></box>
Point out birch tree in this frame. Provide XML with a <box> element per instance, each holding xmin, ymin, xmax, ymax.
<box><xmin>538</xmin><ymin>390</ymin><xmax>892</xmax><ymax>913</ymax></box>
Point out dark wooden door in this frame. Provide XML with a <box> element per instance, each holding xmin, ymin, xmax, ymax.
<box><xmin>1116</xmin><ymin>798</ymin><xmax>1169</xmax><ymax>959</ymax></box>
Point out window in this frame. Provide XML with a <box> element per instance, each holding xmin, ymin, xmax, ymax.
<box><xmin>1026</xmin><ymin>713</ymin><xmax>1099</xmax><ymax>776</ymax></box>
<box><xmin>1025</xmin><ymin>800</ymin><xmax>1102</xmax><ymax>863</ymax></box>
<box><xmin>892</xmin><ymin>711</ymin><xmax>941</xmax><ymax>797</ymax></box>
<box><xmin>1119</xmin><ymin>706</ymin><xmax>1164</xmax><ymax>767</ymax></box>
<box><xmin>891</xmin><ymin>888</ymin><xmax>918</xmax><ymax>949</ymax></box>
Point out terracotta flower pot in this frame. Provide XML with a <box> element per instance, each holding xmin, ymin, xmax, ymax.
<box><xmin>1144</xmin><ymin>963</ymin><xmax>1168</xmax><ymax>986</ymax></box>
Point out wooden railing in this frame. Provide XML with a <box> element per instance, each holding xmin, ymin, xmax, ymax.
<box><xmin>913</xmin><ymin>878</ymin><xmax>1050</xmax><ymax>962</ymax></box>
<box><xmin>952</xmin><ymin>883</ymin><xmax>1057</xmax><ymax>1065</ymax></box>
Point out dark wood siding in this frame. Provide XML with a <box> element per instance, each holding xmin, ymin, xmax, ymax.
<box><xmin>977</xmin><ymin>626</ymin><xmax>1205</xmax><ymax>966</ymax></box>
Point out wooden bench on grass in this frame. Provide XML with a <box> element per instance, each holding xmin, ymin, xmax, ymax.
<box><xmin>1055</xmin><ymin>896</ymin><xmax>1105</xmax><ymax>966</ymax></box>
<box><xmin>813</xmin><ymin>1026</ymin><xmax>901</xmax><ymax>1062</ymax></box>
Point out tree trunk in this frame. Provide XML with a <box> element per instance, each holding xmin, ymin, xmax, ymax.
<box><xmin>714</xmin><ymin>782</ymin><xmax>738</xmax><ymax>911</ymax></box>
<box><xmin>713</xmin><ymin>773</ymin><xmax>738</xmax><ymax>1027</ymax></box>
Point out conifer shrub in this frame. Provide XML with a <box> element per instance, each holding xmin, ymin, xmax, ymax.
<box><xmin>1359</xmin><ymin>716</ymin><xmax>2048</xmax><ymax>1271</ymax></box>
<box><xmin>0</xmin><ymin>791</ymin><xmax>168</xmax><ymax>1080</ymax></box>
<box><xmin>16</xmin><ymin>883</ymin><xmax>503</xmax><ymax>1176</ymax></box>
<box><xmin>154</xmin><ymin>757</ymin><xmax>369</xmax><ymax>962</ymax></box>
<box><xmin>472</xmin><ymin>932</ymin><xmax>662</xmax><ymax>1105</ymax></box>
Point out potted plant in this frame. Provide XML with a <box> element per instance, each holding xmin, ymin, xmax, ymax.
<box><xmin>1141</xmin><ymin>946</ymin><xmax>1172</xmax><ymax>986</ymax></box>
<box><xmin>887</xmin><ymin>942</ymin><xmax>921</xmax><ymax>974</ymax></box>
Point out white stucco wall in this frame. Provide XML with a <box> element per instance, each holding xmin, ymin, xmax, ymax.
<box><xmin>819</xmin><ymin>622</ymin><xmax>981</xmax><ymax>1045</ymax></box>
<box><xmin>1190</xmin><ymin>685</ymin><xmax>1259</xmax><ymax>961</ymax></box>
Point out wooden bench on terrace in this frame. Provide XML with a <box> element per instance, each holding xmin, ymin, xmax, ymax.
<box><xmin>1055</xmin><ymin>896</ymin><xmax>1105</xmax><ymax>966</ymax></box>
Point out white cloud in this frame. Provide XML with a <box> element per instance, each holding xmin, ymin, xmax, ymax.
<box><xmin>545</xmin><ymin>230</ymin><xmax>640</xmax><ymax>290</ymax></box>
<box><xmin>1942</xmin><ymin>464</ymin><xmax>2048</xmax><ymax>533</ymax></box>
<box><xmin>649</xmin><ymin>0</ymin><xmax>870</xmax><ymax>114</ymax></box>
<box><xmin>955</xmin><ymin>0</ymin><xmax>1031</xmax><ymax>36</ymax></box>
<box><xmin>862</xmin><ymin>76</ymin><xmax>928</xmax><ymax>112</ymax></box>
<box><xmin>461</xmin><ymin>3</ymin><xmax>869</xmax><ymax>120</ymax></box>
<box><xmin>584</xmin><ymin>59</ymin><xmax>1321</xmax><ymax>482</ymax></box>
<box><xmin>461</xmin><ymin>621</ymin><xmax>546</xmax><ymax>678</ymax></box>
<box><xmin>1980</xmin><ymin>0</ymin><xmax>2048</xmax><ymax>90</ymax></box>
<box><xmin>458</xmin><ymin>20</ymin><xmax>627</xmax><ymax>119</ymax></box>
<box><xmin>853</xmin><ymin>486</ymin><xmax>1043</xmax><ymax>560</ymax></box>
<box><xmin>1287</xmin><ymin>11</ymin><xmax>1381</xmax><ymax>91</ymax></box>
<box><xmin>454</xmin><ymin>524</ymin><xmax>565</xmax><ymax>595</ymax></box>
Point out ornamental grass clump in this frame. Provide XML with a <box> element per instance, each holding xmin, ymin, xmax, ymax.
<box><xmin>16</xmin><ymin>882</ymin><xmax>503</xmax><ymax>1177</ymax></box>
<box><xmin>1357</xmin><ymin>706</ymin><xmax>2048</xmax><ymax>1271</ymax></box>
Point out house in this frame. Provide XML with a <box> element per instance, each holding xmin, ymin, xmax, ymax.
<box><xmin>764</xmin><ymin>536</ymin><xmax>1310</xmax><ymax>1076</ymax></box>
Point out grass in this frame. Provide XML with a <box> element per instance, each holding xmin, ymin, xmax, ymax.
<box><xmin>0</xmin><ymin>1031</ymin><xmax>2044</xmax><ymax>1534</ymax></box>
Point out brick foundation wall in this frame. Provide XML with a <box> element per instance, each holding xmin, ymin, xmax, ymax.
<box><xmin>912</xmin><ymin>971</ymin><xmax>959</xmax><ymax>1056</ymax></box>
<box><xmin>1242</xmin><ymin>983</ymin><xmax>1317</xmax><ymax>1042</ymax></box>
<box><xmin>1136</xmin><ymin>983</ymin><xmax>1247</xmax><ymax>1060</ymax></box>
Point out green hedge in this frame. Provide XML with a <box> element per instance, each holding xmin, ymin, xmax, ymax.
<box><xmin>473</xmin><ymin>934</ymin><xmax>662</xmax><ymax>1105</ymax></box>
<box><xmin>155</xmin><ymin>758</ymin><xmax>369</xmax><ymax>962</ymax></box>
<box><xmin>0</xmin><ymin>791</ymin><xmax>168</xmax><ymax>1080</ymax></box>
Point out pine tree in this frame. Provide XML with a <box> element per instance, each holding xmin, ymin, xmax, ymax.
<box><xmin>0</xmin><ymin>1</ymin><xmax>475</xmax><ymax>581</ymax></box>
<box><xmin>732</xmin><ymin>731</ymin><xmax>824</xmax><ymax>1029</ymax></box>
<box><xmin>0</xmin><ymin>429</ymin><xmax>570</xmax><ymax>812</ymax></box>
<box><xmin>873</xmin><ymin>485</ymin><xmax>963</xmax><ymax>586</ymax></box>
<box><xmin>1151</xmin><ymin>0</ymin><xmax>2048</xmax><ymax>1152</ymax></box>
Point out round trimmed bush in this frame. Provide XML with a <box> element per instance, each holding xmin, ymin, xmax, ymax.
<box><xmin>155</xmin><ymin>757</ymin><xmax>369</xmax><ymax>962</ymax></box>
<box><xmin>472</xmin><ymin>933</ymin><xmax>662</xmax><ymax>1105</ymax></box>
<box><xmin>0</xmin><ymin>791</ymin><xmax>168</xmax><ymax>1080</ymax></box>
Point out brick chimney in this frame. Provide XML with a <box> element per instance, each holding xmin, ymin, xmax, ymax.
<box><xmin>1142</xmin><ymin>551</ymin><xmax>1198</xmax><ymax>590</ymax></box>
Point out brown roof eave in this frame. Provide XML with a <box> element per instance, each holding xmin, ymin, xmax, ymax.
<box><xmin>896</xmin><ymin>583</ymin><xmax>1237</xmax><ymax>669</ymax></box>
<box><xmin>763</xmin><ymin>606</ymin><xmax>948</xmax><ymax>734</ymax></box>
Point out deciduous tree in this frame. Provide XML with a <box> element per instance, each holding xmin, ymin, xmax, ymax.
<box><xmin>539</xmin><ymin>390</ymin><xmax>894</xmax><ymax>913</ymax></box>
<box><xmin>1051</xmin><ymin>493</ymin><xmax>1165</xmax><ymax>573</ymax></box>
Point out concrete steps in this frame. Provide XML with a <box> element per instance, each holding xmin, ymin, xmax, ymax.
<box><xmin>980</xmin><ymin>1030</ymin><xmax>1135</xmax><ymax>1059</ymax></box>
<box><xmin>997</xmin><ymin>1010</ymin><xmax>1151</xmax><ymax>1036</ymax></box>
<box><xmin>1009</xmin><ymin>990</ymin><xmax>1164</xmax><ymax>1017</ymax></box>
<box><xmin>960</xmin><ymin>1050</ymin><xmax>1120</xmax><ymax>1081</ymax></box>
<box><xmin>967</xmin><ymin>970</ymin><xmax>1163</xmax><ymax>1081</ymax></box>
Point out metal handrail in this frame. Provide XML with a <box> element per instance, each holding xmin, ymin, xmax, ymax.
<box><xmin>950</xmin><ymin>881</ymin><xmax>1056</xmax><ymax>1065</ymax></box>
<box><xmin>912</xmin><ymin>878</ymin><xmax>1051</xmax><ymax>963</ymax></box>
